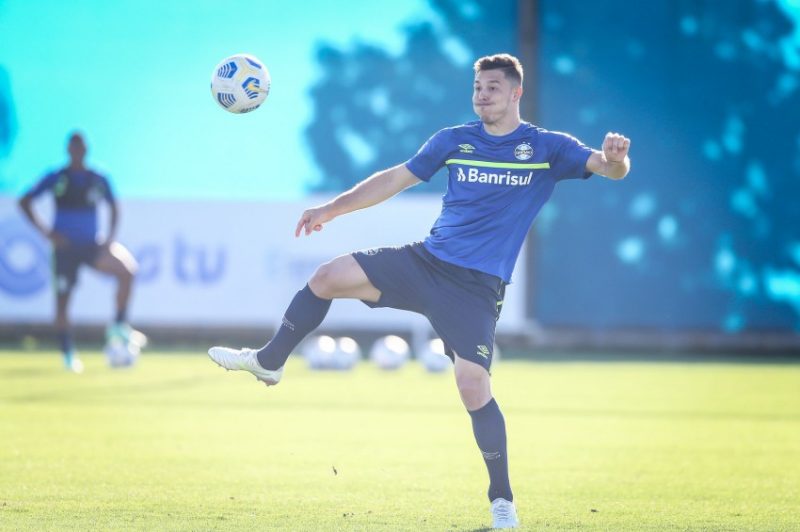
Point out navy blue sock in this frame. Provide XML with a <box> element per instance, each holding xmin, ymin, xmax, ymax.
<box><xmin>257</xmin><ymin>284</ymin><xmax>331</xmax><ymax>370</ymax></box>
<box><xmin>115</xmin><ymin>308</ymin><xmax>127</xmax><ymax>323</ymax></box>
<box><xmin>57</xmin><ymin>330</ymin><xmax>73</xmax><ymax>355</ymax></box>
<box><xmin>468</xmin><ymin>398</ymin><xmax>513</xmax><ymax>502</ymax></box>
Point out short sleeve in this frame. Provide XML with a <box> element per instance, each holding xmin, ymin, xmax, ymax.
<box><xmin>98</xmin><ymin>174</ymin><xmax>115</xmax><ymax>202</ymax></box>
<box><xmin>549</xmin><ymin>131</ymin><xmax>594</xmax><ymax>181</ymax></box>
<box><xmin>25</xmin><ymin>172</ymin><xmax>59</xmax><ymax>198</ymax></box>
<box><xmin>405</xmin><ymin>129</ymin><xmax>451</xmax><ymax>182</ymax></box>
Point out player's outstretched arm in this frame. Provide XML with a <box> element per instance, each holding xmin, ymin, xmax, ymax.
<box><xmin>18</xmin><ymin>193</ymin><xmax>68</xmax><ymax>247</ymax></box>
<box><xmin>295</xmin><ymin>164</ymin><xmax>420</xmax><ymax>237</ymax></box>
<box><xmin>586</xmin><ymin>132</ymin><xmax>631</xmax><ymax>180</ymax></box>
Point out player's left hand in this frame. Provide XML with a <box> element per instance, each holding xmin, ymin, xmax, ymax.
<box><xmin>602</xmin><ymin>132</ymin><xmax>630</xmax><ymax>163</ymax></box>
<box><xmin>295</xmin><ymin>205</ymin><xmax>336</xmax><ymax>237</ymax></box>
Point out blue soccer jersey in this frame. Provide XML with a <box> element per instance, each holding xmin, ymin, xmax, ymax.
<box><xmin>27</xmin><ymin>168</ymin><xmax>114</xmax><ymax>245</ymax></box>
<box><xmin>405</xmin><ymin>121</ymin><xmax>593</xmax><ymax>283</ymax></box>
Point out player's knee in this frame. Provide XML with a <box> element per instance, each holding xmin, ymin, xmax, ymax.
<box><xmin>308</xmin><ymin>261</ymin><xmax>338</xmax><ymax>298</ymax></box>
<box><xmin>109</xmin><ymin>243</ymin><xmax>138</xmax><ymax>277</ymax></box>
<box><xmin>456</xmin><ymin>373</ymin><xmax>482</xmax><ymax>396</ymax></box>
<box><xmin>455</xmin><ymin>372</ymin><xmax>490</xmax><ymax>409</ymax></box>
<box><xmin>126</xmin><ymin>260</ymin><xmax>138</xmax><ymax>278</ymax></box>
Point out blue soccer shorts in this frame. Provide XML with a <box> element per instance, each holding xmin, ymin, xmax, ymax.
<box><xmin>352</xmin><ymin>242</ymin><xmax>505</xmax><ymax>371</ymax></box>
<box><xmin>52</xmin><ymin>243</ymin><xmax>101</xmax><ymax>293</ymax></box>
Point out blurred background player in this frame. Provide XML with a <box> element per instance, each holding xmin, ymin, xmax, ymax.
<box><xmin>18</xmin><ymin>132</ymin><xmax>145</xmax><ymax>372</ymax></box>
<box><xmin>208</xmin><ymin>53</ymin><xmax>630</xmax><ymax>528</ymax></box>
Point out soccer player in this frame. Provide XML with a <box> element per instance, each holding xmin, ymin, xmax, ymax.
<box><xmin>208</xmin><ymin>53</ymin><xmax>630</xmax><ymax>528</ymax></box>
<box><xmin>18</xmin><ymin>132</ymin><xmax>144</xmax><ymax>372</ymax></box>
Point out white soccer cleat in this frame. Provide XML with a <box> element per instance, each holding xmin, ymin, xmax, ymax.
<box><xmin>207</xmin><ymin>346</ymin><xmax>283</xmax><ymax>386</ymax></box>
<box><xmin>491</xmin><ymin>498</ymin><xmax>519</xmax><ymax>529</ymax></box>
<box><xmin>107</xmin><ymin>323</ymin><xmax>148</xmax><ymax>349</ymax></box>
<box><xmin>63</xmin><ymin>351</ymin><xmax>84</xmax><ymax>374</ymax></box>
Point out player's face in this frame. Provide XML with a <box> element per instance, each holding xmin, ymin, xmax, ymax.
<box><xmin>472</xmin><ymin>70</ymin><xmax>520</xmax><ymax>124</ymax></box>
<box><xmin>68</xmin><ymin>135</ymin><xmax>86</xmax><ymax>164</ymax></box>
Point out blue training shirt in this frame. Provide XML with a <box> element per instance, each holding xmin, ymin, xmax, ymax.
<box><xmin>405</xmin><ymin>121</ymin><xmax>594</xmax><ymax>283</ymax></box>
<box><xmin>26</xmin><ymin>168</ymin><xmax>114</xmax><ymax>245</ymax></box>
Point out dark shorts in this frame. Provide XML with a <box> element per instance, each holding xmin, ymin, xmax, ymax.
<box><xmin>352</xmin><ymin>242</ymin><xmax>505</xmax><ymax>371</ymax></box>
<box><xmin>53</xmin><ymin>243</ymin><xmax>101</xmax><ymax>294</ymax></box>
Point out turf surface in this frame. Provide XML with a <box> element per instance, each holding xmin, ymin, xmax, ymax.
<box><xmin>1</xmin><ymin>350</ymin><xmax>798</xmax><ymax>531</ymax></box>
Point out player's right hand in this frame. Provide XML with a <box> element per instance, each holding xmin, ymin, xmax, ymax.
<box><xmin>295</xmin><ymin>206</ymin><xmax>335</xmax><ymax>237</ymax></box>
<box><xmin>48</xmin><ymin>231</ymin><xmax>69</xmax><ymax>248</ymax></box>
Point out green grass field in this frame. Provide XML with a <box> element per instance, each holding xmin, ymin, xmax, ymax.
<box><xmin>1</xmin><ymin>350</ymin><xmax>798</xmax><ymax>531</ymax></box>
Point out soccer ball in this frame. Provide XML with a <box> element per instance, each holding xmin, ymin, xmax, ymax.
<box><xmin>210</xmin><ymin>54</ymin><xmax>270</xmax><ymax>113</ymax></box>
<box><xmin>104</xmin><ymin>339</ymin><xmax>139</xmax><ymax>368</ymax></box>
<box><xmin>302</xmin><ymin>335</ymin><xmax>338</xmax><ymax>370</ymax></box>
<box><xmin>334</xmin><ymin>337</ymin><xmax>361</xmax><ymax>370</ymax></box>
<box><xmin>369</xmin><ymin>335</ymin><xmax>410</xmax><ymax>370</ymax></box>
<box><xmin>416</xmin><ymin>338</ymin><xmax>452</xmax><ymax>373</ymax></box>
<box><xmin>303</xmin><ymin>336</ymin><xmax>361</xmax><ymax>370</ymax></box>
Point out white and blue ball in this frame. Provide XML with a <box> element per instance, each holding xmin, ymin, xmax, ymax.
<box><xmin>369</xmin><ymin>335</ymin><xmax>410</xmax><ymax>370</ymax></box>
<box><xmin>210</xmin><ymin>54</ymin><xmax>270</xmax><ymax>114</ymax></box>
<box><xmin>302</xmin><ymin>335</ymin><xmax>338</xmax><ymax>370</ymax></box>
<box><xmin>302</xmin><ymin>335</ymin><xmax>360</xmax><ymax>371</ymax></box>
<box><xmin>334</xmin><ymin>337</ymin><xmax>361</xmax><ymax>370</ymax></box>
<box><xmin>417</xmin><ymin>338</ymin><xmax>452</xmax><ymax>373</ymax></box>
<box><xmin>104</xmin><ymin>340</ymin><xmax>139</xmax><ymax>368</ymax></box>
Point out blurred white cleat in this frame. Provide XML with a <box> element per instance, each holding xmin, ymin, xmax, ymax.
<box><xmin>63</xmin><ymin>351</ymin><xmax>84</xmax><ymax>374</ymax></box>
<box><xmin>107</xmin><ymin>323</ymin><xmax>148</xmax><ymax>349</ymax></box>
<box><xmin>207</xmin><ymin>346</ymin><xmax>283</xmax><ymax>386</ymax></box>
<box><xmin>491</xmin><ymin>498</ymin><xmax>518</xmax><ymax>529</ymax></box>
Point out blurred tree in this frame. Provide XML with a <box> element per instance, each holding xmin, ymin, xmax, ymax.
<box><xmin>305</xmin><ymin>0</ymin><xmax>516</xmax><ymax>193</ymax></box>
<box><xmin>535</xmin><ymin>0</ymin><xmax>800</xmax><ymax>331</ymax></box>
<box><xmin>0</xmin><ymin>67</ymin><xmax>15</xmax><ymax>157</ymax></box>
<box><xmin>0</xmin><ymin>66</ymin><xmax>17</xmax><ymax>190</ymax></box>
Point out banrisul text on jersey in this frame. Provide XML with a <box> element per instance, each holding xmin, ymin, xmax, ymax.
<box><xmin>405</xmin><ymin>121</ymin><xmax>593</xmax><ymax>283</ymax></box>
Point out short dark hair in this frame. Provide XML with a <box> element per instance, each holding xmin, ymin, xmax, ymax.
<box><xmin>473</xmin><ymin>53</ymin><xmax>523</xmax><ymax>86</ymax></box>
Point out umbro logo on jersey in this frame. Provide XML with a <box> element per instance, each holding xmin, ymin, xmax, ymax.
<box><xmin>458</xmin><ymin>143</ymin><xmax>476</xmax><ymax>153</ymax></box>
<box><xmin>514</xmin><ymin>143</ymin><xmax>533</xmax><ymax>160</ymax></box>
<box><xmin>86</xmin><ymin>186</ymin><xmax>104</xmax><ymax>205</ymax></box>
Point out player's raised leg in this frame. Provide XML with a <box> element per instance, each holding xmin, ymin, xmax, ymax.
<box><xmin>208</xmin><ymin>253</ymin><xmax>380</xmax><ymax>385</ymax></box>
<box><xmin>454</xmin><ymin>354</ymin><xmax>518</xmax><ymax>529</ymax></box>
<box><xmin>92</xmin><ymin>242</ymin><xmax>147</xmax><ymax>348</ymax></box>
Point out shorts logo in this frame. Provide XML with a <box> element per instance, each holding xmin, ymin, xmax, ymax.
<box><xmin>458</xmin><ymin>143</ymin><xmax>475</xmax><ymax>154</ymax></box>
<box><xmin>476</xmin><ymin>345</ymin><xmax>491</xmax><ymax>359</ymax></box>
<box><xmin>56</xmin><ymin>275</ymin><xmax>70</xmax><ymax>293</ymax></box>
<box><xmin>514</xmin><ymin>143</ymin><xmax>533</xmax><ymax>160</ymax></box>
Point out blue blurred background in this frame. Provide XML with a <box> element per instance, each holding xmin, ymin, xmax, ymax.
<box><xmin>1</xmin><ymin>0</ymin><xmax>799</xmax><ymax>345</ymax></box>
